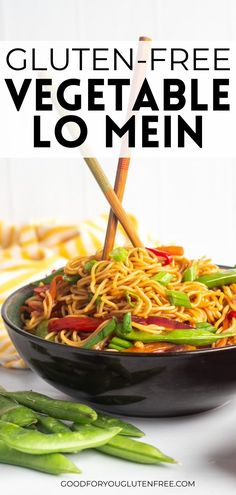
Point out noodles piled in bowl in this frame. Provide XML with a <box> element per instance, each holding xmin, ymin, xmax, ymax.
<box><xmin>20</xmin><ymin>246</ymin><xmax>236</xmax><ymax>353</ymax></box>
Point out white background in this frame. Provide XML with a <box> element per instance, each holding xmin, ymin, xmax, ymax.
<box><xmin>0</xmin><ymin>0</ymin><xmax>235</xmax><ymax>264</ymax></box>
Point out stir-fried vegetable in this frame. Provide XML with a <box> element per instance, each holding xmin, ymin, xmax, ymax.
<box><xmin>49</xmin><ymin>275</ymin><xmax>62</xmax><ymax>299</ymax></box>
<box><xmin>81</xmin><ymin>319</ymin><xmax>116</xmax><ymax>349</ymax></box>
<box><xmin>132</xmin><ymin>316</ymin><xmax>193</xmax><ymax>330</ymax></box>
<box><xmin>109</xmin><ymin>337</ymin><xmax>133</xmax><ymax>349</ymax></box>
<box><xmin>151</xmin><ymin>272</ymin><xmax>173</xmax><ymax>285</ymax></box>
<box><xmin>125</xmin><ymin>343</ymin><xmax>196</xmax><ymax>353</ymax></box>
<box><xmin>146</xmin><ymin>248</ymin><xmax>172</xmax><ymax>266</ymax></box>
<box><xmin>32</xmin><ymin>268</ymin><xmax>64</xmax><ymax>286</ymax></box>
<box><xmin>115</xmin><ymin>327</ymin><xmax>236</xmax><ymax>346</ymax></box>
<box><xmin>158</xmin><ymin>246</ymin><xmax>184</xmax><ymax>256</ymax></box>
<box><xmin>183</xmin><ymin>265</ymin><xmax>197</xmax><ymax>282</ymax></box>
<box><xmin>84</xmin><ymin>259</ymin><xmax>97</xmax><ymax>273</ymax></box>
<box><xmin>35</xmin><ymin>320</ymin><xmax>48</xmax><ymax>339</ymax></box>
<box><xmin>228</xmin><ymin>311</ymin><xmax>236</xmax><ymax>319</ymax></box>
<box><xmin>126</xmin><ymin>291</ymin><xmax>140</xmax><ymax>307</ymax></box>
<box><xmin>48</xmin><ymin>316</ymin><xmax>104</xmax><ymax>333</ymax></box>
<box><xmin>196</xmin><ymin>270</ymin><xmax>236</xmax><ymax>288</ymax></box>
<box><xmin>167</xmin><ymin>290</ymin><xmax>192</xmax><ymax>308</ymax></box>
<box><xmin>63</xmin><ymin>274</ymin><xmax>81</xmax><ymax>283</ymax></box>
<box><xmin>195</xmin><ymin>322</ymin><xmax>216</xmax><ymax>332</ymax></box>
<box><xmin>109</xmin><ymin>247</ymin><xmax>128</xmax><ymax>262</ymax></box>
<box><xmin>122</xmin><ymin>312</ymin><xmax>132</xmax><ymax>334</ymax></box>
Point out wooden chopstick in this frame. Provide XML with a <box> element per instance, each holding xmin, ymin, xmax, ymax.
<box><xmin>84</xmin><ymin>156</ymin><xmax>143</xmax><ymax>248</ymax></box>
<box><xmin>43</xmin><ymin>66</ymin><xmax>144</xmax><ymax>249</ymax></box>
<box><xmin>102</xmin><ymin>36</ymin><xmax>152</xmax><ymax>259</ymax></box>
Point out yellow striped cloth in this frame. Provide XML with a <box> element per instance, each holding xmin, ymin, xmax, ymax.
<box><xmin>0</xmin><ymin>215</ymin><xmax>141</xmax><ymax>369</ymax></box>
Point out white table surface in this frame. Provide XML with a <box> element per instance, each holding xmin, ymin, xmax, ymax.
<box><xmin>0</xmin><ymin>367</ymin><xmax>236</xmax><ymax>495</ymax></box>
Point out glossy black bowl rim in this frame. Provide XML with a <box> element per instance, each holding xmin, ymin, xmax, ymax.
<box><xmin>2</xmin><ymin>282</ymin><xmax>236</xmax><ymax>359</ymax></box>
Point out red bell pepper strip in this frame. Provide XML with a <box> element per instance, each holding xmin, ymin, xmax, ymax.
<box><xmin>48</xmin><ymin>314</ymin><xmax>193</xmax><ymax>333</ymax></box>
<box><xmin>132</xmin><ymin>315</ymin><xmax>193</xmax><ymax>330</ymax></box>
<box><xmin>49</xmin><ymin>276</ymin><xmax>63</xmax><ymax>300</ymax></box>
<box><xmin>158</xmin><ymin>246</ymin><xmax>184</xmax><ymax>256</ymax></box>
<box><xmin>227</xmin><ymin>311</ymin><xmax>236</xmax><ymax>320</ymax></box>
<box><xmin>48</xmin><ymin>316</ymin><xmax>105</xmax><ymax>332</ymax></box>
<box><xmin>146</xmin><ymin>248</ymin><xmax>172</xmax><ymax>266</ymax></box>
<box><xmin>223</xmin><ymin>316</ymin><xmax>230</xmax><ymax>330</ymax></box>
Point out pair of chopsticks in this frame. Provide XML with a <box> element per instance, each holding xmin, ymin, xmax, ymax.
<box><xmin>46</xmin><ymin>37</ymin><xmax>151</xmax><ymax>257</ymax></box>
<box><xmin>84</xmin><ymin>37</ymin><xmax>152</xmax><ymax>259</ymax></box>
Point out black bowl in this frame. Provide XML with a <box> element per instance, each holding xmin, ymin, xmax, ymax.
<box><xmin>2</xmin><ymin>283</ymin><xmax>236</xmax><ymax>417</ymax></box>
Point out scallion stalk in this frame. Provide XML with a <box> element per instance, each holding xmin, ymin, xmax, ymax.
<box><xmin>109</xmin><ymin>247</ymin><xmax>128</xmax><ymax>262</ymax></box>
<box><xmin>183</xmin><ymin>266</ymin><xmax>196</xmax><ymax>282</ymax></box>
<box><xmin>166</xmin><ymin>290</ymin><xmax>192</xmax><ymax>308</ymax></box>
<box><xmin>151</xmin><ymin>272</ymin><xmax>173</xmax><ymax>286</ymax></box>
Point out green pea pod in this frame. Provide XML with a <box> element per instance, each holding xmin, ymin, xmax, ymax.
<box><xmin>108</xmin><ymin>343</ymin><xmax>124</xmax><ymax>351</ymax></box>
<box><xmin>81</xmin><ymin>318</ymin><xmax>116</xmax><ymax>349</ymax></box>
<box><xmin>0</xmin><ymin>420</ymin><xmax>121</xmax><ymax>454</ymax></box>
<box><xmin>63</xmin><ymin>274</ymin><xmax>81</xmax><ymax>283</ymax></box>
<box><xmin>110</xmin><ymin>337</ymin><xmax>132</xmax><ymax>349</ymax></box>
<box><xmin>195</xmin><ymin>322</ymin><xmax>216</xmax><ymax>333</ymax></box>
<box><xmin>32</xmin><ymin>267</ymin><xmax>64</xmax><ymax>286</ymax></box>
<box><xmin>115</xmin><ymin>327</ymin><xmax>236</xmax><ymax>346</ymax></box>
<box><xmin>122</xmin><ymin>312</ymin><xmax>132</xmax><ymax>334</ymax></box>
<box><xmin>0</xmin><ymin>395</ymin><xmax>37</xmax><ymax>427</ymax></box>
<box><xmin>36</xmin><ymin>415</ymin><xmax>71</xmax><ymax>434</ymax></box>
<box><xmin>96</xmin><ymin>435</ymin><xmax>177</xmax><ymax>465</ymax></box>
<box><xmin>0</xmin><ymin>439</ymin><xmax>80</xmax><ymax>475</ymax></box>
<box><xmin>89</xmin><ymin>413</ymin><xmax>144</xmax><ymax>438</ymax></box>
<box><xmin>0</xmin><ymin>390</ymin><xmax>97</xmax><ymax>424</ymax></box>
<box><xmin>35</xmin><ymin>320</ymin><xmax>48</xmax><ymax>339</ymax></box>
<box><xmin>196</xmin><ymin>270</ymin><xmax>236</xmax><ymax>288</ymax></box>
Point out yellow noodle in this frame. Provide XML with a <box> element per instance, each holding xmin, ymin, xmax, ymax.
<box><xmin>22</xmin><ymin>246</ymin><xmax>236</xmax><ymax>349</ymax></box>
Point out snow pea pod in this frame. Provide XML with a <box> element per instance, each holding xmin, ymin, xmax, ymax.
<box><xmin>122</xmin><ymin>312</ymin><xmax>132</xmax><ymax>334</ymax></box>
<box><xmin>115</xmin><ymin>327</ymin><xmax>236</xmax><ymax>346</ymax></box>
<box><xmin>35</xmin><ymin>320</ymin><xmax>48</xmax><ymax>339</ymax></box>
<box><xmin>195</xmin><ymin>322</ymin><xmax>216</xmax><ymax>332</ymax></box>
<box><xmin>0</xmin><ymin>391</ymin><xmax>97</xmax><ymax>423</ymax></box>
<box><xmin>97</xmin><ymin>435</ymin><xmax>177</xmax><ymax>465</ymax></box>
<box><xmin>0</xmin><ymin>420</ymin><xmax>121</xmax><ymax>454</ymax></box>
<box><xmin>63</xmin><ymin>274</ymin><xmax>81</xmax><ymax>283</ymax></box>
<box><xmin>109</xmin><ymin>337</ymin><xmax>133</xmax><ymax>349</ymax></box>
<box><xmin>0</xmin><ymin>439</ymin><xmax>80</xmax><ymax>474</ymax></box>
<box><xmin>0</xmin><ymin>395</ymin><xmax>38</xmax><ymax>427</ymax></box>
<box><xmin>81</xmin><ymin>318</ymin><xmax>116</xmax><ymax>349</ymax></box>
<box><xmin>89</xmin><ymin>413</ymin><xmax>144</xmax><ymax>438</ymax></box>
<box><xmin>36</xmin><ymin>415</ymin><xmax>71</xmax><ymax>434</ymax></box>
<box><xmin>196</xmin><ymin>270</ymin><xmax>236</xmax><ymax>288</ymax></box>
<box><xmin>73</xmin><ymin>424</ymin><xmax>176</xmax><ymax>464</ymax></box>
